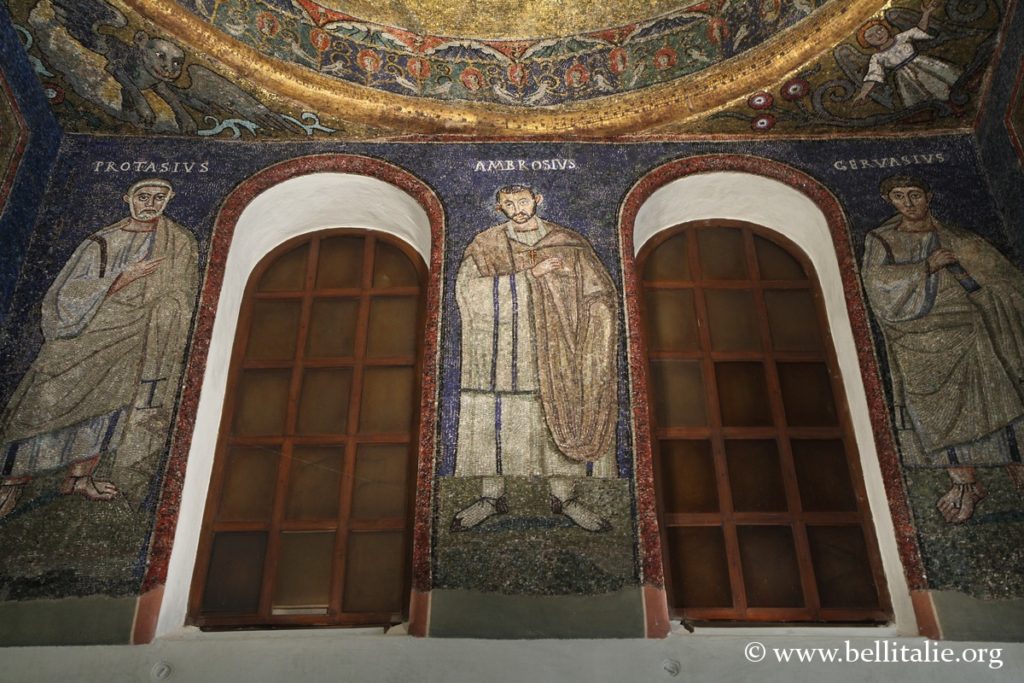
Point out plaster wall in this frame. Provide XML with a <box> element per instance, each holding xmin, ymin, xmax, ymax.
<box><xmin>2</xmin><ymin>631</ymin><xmax>1021</xmax><ymax>683</ymax></box>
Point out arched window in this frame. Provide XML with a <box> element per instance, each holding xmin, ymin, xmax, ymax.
<box><xmin>188</xmin><ymin>229</ymin><xmax>425</xmax><ymax>628</ymax></box>
<box><xmin>639</xmin><ymin>221</ymin><xmax>890</xmax><ymax>623</ymax></box>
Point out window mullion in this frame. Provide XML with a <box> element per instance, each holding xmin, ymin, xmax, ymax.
<box><xmin>744</xmin><ymin>227</ymin><xmax>823</xmax><ymax>617</ymax></box>
<box><xmin>259</xmin><ymin>236</ymin><xmax>321</xmax><ymax>619</ymax></box>
<box><xmin>330</xmin><ymin>235</ymin><xmax>376</xmax><ymax>616</ymax></box>
<box><xmin>688</xmin><ymin>228</ymin><xmax>747</xmax><ymax>617</ymax></box>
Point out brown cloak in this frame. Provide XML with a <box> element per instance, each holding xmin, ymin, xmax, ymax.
<box><xmin>1</xmin><ymin>216</ymin><xmax>198</xmax><ymax>445</ymax></box>
<box><xmin>465</xmin><ymin>221</ymin><xmax>618</xmax><ymax>462</ymax></box>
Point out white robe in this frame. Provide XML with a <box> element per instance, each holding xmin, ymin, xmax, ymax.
<box><xmin>454</xmin><ymin>222</ymin><xmax>615</xmax><ymax>479</ymax></box>
<box><xmin>864</xmin><ymin>28</ymin><xmax>962</xmax><ymax>107</ymax></box>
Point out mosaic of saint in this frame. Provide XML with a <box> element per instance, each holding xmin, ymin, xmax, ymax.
<box><xmin>450</xmin><ymin>185</ymin><xmax>618</xmax><ymax>533</ymax></box>
<box><xmin>693</xmin><ymin>0</ymin><xmax>1007</xmax><ymax>134</ymax></box>
<box><xmin>0</xmin><ymin>180</ymin><xmax>198</xmax><ymax>597</ymax></box>
<box><xmin>862</xmin><ymin>174</ymin><xmax>1024</xmax><ymax>525</ymax></box>
<box><xmin>434</xmin><ymin>183</ymin><xmax>636</xmax><ymax>597</ymax></box>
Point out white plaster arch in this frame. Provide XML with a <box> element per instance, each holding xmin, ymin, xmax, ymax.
<box><xmin>632</xmin><ymin>171</ymin><xmax>916</xmax><ymax>634</ymax></box>
<box><xmin>157</xmin><ymin>172</ymin><xmax>432</xmax><ymax>636</ymax></box>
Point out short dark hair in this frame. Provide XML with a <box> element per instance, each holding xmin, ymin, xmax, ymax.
<box><xmin>879</xmin><ymin>175</ymin><xmax>930</xmax><ymax>198</ymax></box>
<box><xmin>495</xmin><ymin>184</ymin><xmax>537</xmax><ymax>202</ymax></box>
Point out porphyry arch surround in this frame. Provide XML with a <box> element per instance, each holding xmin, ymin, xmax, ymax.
<box><xmin>145</xmin><ymin>156</ymin><xmax>445</xmax><ymax>641</ymax></box>
<box><xmin>618</xmin><ymin>155</ymin><xmax>921</xmax><ymax>635</ymax></box>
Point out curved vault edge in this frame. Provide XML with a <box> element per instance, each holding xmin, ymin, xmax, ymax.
<box><xmin>127</xmin><ymin>0</ymin><xmax>891</xmax><ymax>135</ymax></box>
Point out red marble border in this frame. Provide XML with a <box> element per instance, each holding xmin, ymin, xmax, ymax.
<box><xmin>131</xmin><ymin>585</ymin><xmax>165</xmax><ymax>644</ymax></box>
<box><xmin>643</xmin><ymin>585</ymin><xmax>671</xmax><ymax>638</ymax></box>
<box><xmin>617</xmin><ymin>154</ymin><xmax>927</xmax><ymax>608</ymax></box>
<box><xmin>1005</xmin><ymin>59</ymin><xmax>1024</xmax><ymax>164</ymax></box>
<box><xmin>137</xmin><ymin>154</ymin><xmax>445</xmax><ymax>636</ymax></box>
<box><xmin>407</xmin><ymin>589</ymin><xmax>430</xmax><ymax>637</ymax></box>
<box><xmin>0</xmin><ymin>71</ymin><xmax>29</xmax><ymax>212</ymax></box>
<box><xmin>910</xmin><ymin>590</ymin><xmax>942</xmax><ymax>640</ymax></box>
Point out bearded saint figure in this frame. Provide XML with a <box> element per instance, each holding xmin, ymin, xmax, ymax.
<box><xmin>0</xmin><ymin>179</ymin><xmax>198</xmax><ymax>519</ymax></box>
<box><xmin>451</xmin><ymin>184</ymin><xmax>619</xmax><ymax>533</ymax></box>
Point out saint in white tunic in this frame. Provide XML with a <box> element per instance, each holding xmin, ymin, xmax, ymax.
<box><xmin>454</xmin><ymin>220</ymin><xmax>618</xmax><ymax>479</ymax></box>
<box><xmin>864</xmin><ymin>28</ymin><xmax>962</xmax><ymax>107</ymax></box>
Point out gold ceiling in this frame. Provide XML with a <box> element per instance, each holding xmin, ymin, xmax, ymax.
<box><xmin>318</xmin><ymin>0</ymin><xmax>686</xmax><ymax>39</ymax></box>
<box><xmin>129</xmin><ymin>0</ymin><xmax>892</xmax><ymax>135</ymax></box>
<box><xmin>9</xmin><ymin>0</ymin><xmax>1004</xmax><ymax>137</ymax></box>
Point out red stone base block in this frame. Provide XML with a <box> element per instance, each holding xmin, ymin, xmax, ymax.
<box><xmin>644</xmin><ymin>585</ymin><xmax>671</xmax><ymax>638</ymax></box>
<box><xmin>408</xmin><ymin>589</ymin><xmax>431</xmax><ymax>637</ymax></box>
<box><xmin>911</xmin><ymin>590</ymin><xmax>942</xmax><ymax>640</ymax></box>
<box><xmin>131</xmin><ymin>584</ymin><xmax>165</xmax><ymax>644</ymax></box>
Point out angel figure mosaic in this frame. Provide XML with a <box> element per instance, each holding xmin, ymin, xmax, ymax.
<box><xmin>25</xmin><ymin>0</ymin><xmax>293</xmax><ymax>135</ymax></box>
<box><xmin>861</xmin><ymin>175</ymin><xmax>1024</xmax><ymax>524</ymax></box>
<box><xmin>0</xmin><ymin>179</ymin><xmax>198</xmax><ymax>519</ymax></box>
<box><xmin>851</xmin><ymin>0</ymin><xmax>963</xmax><ymax>109</ymax></box>
<box><xmin>450</xmin><ymin>185</ymin><xmax>619</xmax><ymax>533</ymax></box>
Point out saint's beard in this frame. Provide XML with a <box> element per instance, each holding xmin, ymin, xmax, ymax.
<box><xmin>508</xmin><ymin>211</ymin><xmax>535</xmax><ymax>224</ymax></box>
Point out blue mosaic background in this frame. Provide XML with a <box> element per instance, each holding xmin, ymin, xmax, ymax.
<box><xmin>0</xmin><ymin>9</ymin><xmax>60</xmax><ymax>329</ymax></box>
<box><xmin>0</xmin><ymin>132</ymin><xmax>1019</xmax><ymax>602</ymax></box>
<box><xmin>2</xmin><ymin>134</ymin><xmax>1009</xmax><ymax>407</ymax></box>
<box><xmin>977</xmin><ymin>0</ymin><xmax>1024</xmax><ymax>259</ymax></box>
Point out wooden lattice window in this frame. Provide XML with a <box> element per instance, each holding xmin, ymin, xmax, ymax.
<box><xmin>639</xmin><ymin>222</ymin><xmax>891</xmax><ymax>623</ymax></box>
<box><xmin>189</xmin><ymin>230</ymin><xmax>424</xmax><ymax>628</ymax></box>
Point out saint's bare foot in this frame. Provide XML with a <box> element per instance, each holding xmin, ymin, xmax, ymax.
<box><xmin>551</xmin><ymin>496</ymin><xmax>612</xmax><ymax>532</ymax></box>
<box><xmin>451</xmin><ymin>496</ymin><xmax>509</xmax><ymax>531</ymax></box>
<box><xmin>0</xmin><ymin>485</ymin><xmax>24</xmax><ymax>519</ymax></box>
<box><xmin>61</xmin><ymin>476</ymin><xmax>119</xmax><ymax>501</ymax></box>
<box><xmin>936</xmin><ymin>481</ymin><xmax>986</xmax><ymax>524</ymax></box>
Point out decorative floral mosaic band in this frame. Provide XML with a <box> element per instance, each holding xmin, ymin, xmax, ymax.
<box><xmin>175</xmin><ymin>0</ymin><xmax>827</xmax><ymax>107</ymax></box>
<box><xmin>116</xmin><ymin>0</ymin><xmax>891</xmax><ymax>133</ymax></box>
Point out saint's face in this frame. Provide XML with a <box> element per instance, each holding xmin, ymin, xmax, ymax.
<box><xmin>127</xmin><ymin>186</ymin><xmax>173</xmax><ymax>221</ymax></box>
<box><xmin>497</xmin><ymin>190</ymin><xmax>539</xmax><ymax>224</ymax></box>
<box><xmin>142</xmin><ymin>38</ymin><xmax>185</xmax><ymax>82</ymax></box>
<box><xmin>887</xmin><ymin>186</ymin><xmax>932</xmax><ymax>222</ymax></box>
<box><xmin>863</xmin><ymin>24</ymin><xmax>891</xmax><ymax>48</ymax></box>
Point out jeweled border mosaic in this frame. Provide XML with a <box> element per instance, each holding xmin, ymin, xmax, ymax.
<box><xmin>176</xmin><ymin>0</ymin><xmax>826</xmax><ymax>107</ymax></box>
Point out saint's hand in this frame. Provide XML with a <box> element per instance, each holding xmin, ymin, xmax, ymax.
<box><xmin>926</xmin><ymin>248</ymin><xmax>958</xmax><ymax>273</ymax></box>
<box><xmin>110</xmin><ymin>257</ymin><xmax>165</xmax><ymax>293</ymax></box>
<box><xmin>853</xmin><ymin>83</ymin><xmax>874</xmax><ymax>104</ymax></box>
<box><xmin>531</xmin><ymin>256</ymin><xmax>564</xmax><ymax>277</ymax></box>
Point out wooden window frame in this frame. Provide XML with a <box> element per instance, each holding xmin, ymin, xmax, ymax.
<box><xmin>187</xmin><ymin>229</ymin><xmax>426</xmax><ymax>629</ymax></box>
<box><xmin>638</xmin><ymin>219</ymin><xmax>892</xmax><ymax>624</ymax></box>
